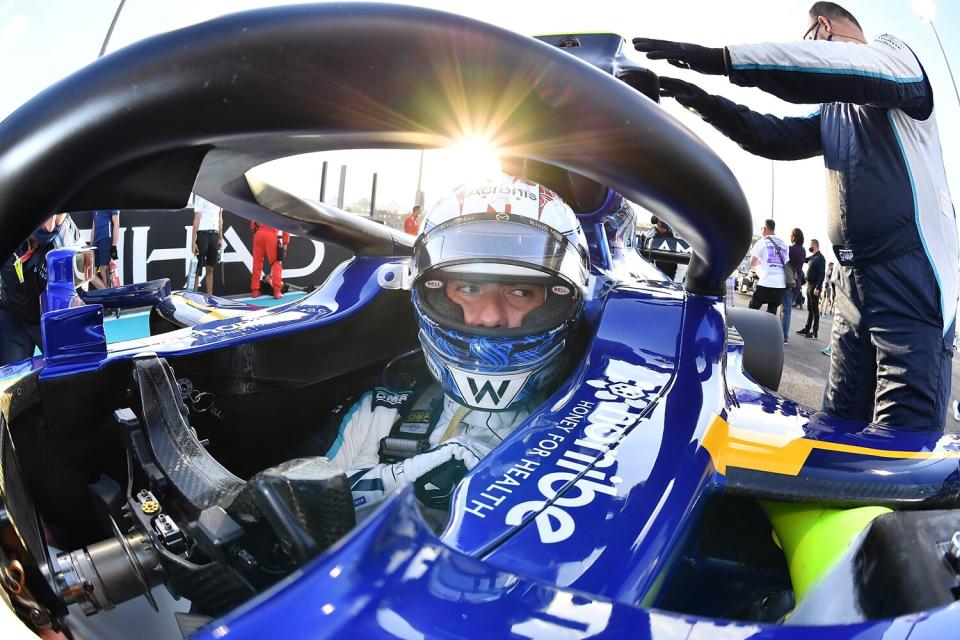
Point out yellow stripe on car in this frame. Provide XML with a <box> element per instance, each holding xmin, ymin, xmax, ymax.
<box><xmin>702</xmin><ymin>415</ymin><xmax>960</xmax><ymax>476</ymax></box>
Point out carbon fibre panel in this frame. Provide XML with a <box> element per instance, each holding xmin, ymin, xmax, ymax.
<box><xmin>132</xmin><ymin>356</ymin><xmax>244</xmax><ymax>515</ymax></box>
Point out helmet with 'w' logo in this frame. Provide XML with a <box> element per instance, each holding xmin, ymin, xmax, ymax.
<box><xmin>411</xmin><ymin>173</ymin><xmax>590</xmax><ymax>411</ymax></box>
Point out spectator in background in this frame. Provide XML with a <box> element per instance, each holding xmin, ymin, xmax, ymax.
<box><xmin>191</xmin><ymin>194</ymin><xmax>223</xmax><ymax>294</ymax></box>
<box><xmin>781</xmin><ymin>227</ymin><xmax>806</xmax><ymax>344</ymax></box>
<box><xmin>91</xmin><ymin>210</ymin><xmax>120</xmax><ymax>289</ymax></box>
<box><xmin>821</xmin><ymin>262</ymin><xmax>836</xmax><ymax>316</ymax></box>
<box><xmin>643</xmin><ymin>216</ymin><xmax>679</xmax><ymax>280</ymax></box>
<box><xmin>748</xmin><ymin>218</ymin><xmax>787</xmax><ymax>315</ymax></box>
<box><xmin>0</xmin><ymin>214</ymin><xmax>66</xmax><ymax>366</ymax></box>
<box><xmin>798</xmin><ymin>239</ymin><xmax>826</xmax><ymax>339</ymax></box>
<box><xmin>403</xmin><ymin>204</ymin><xmax>423</xmax><ymax>235</ymax></box>
<box><xmin>250</xmin><ymin>221</ymin><xmax>290</xmax><ymax>299</ymax></box>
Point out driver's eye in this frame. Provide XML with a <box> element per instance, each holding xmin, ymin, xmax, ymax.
<box><xmin>508</xmin><ymin>287</ymin><xmax>535</xmax><ymax>299</ymax></box>
<box><xmin>456</xmin><ymin>283</ymin><xmax>482</xmax><ymax>296</ymax></box>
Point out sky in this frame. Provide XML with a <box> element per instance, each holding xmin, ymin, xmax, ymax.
<box><xmin>0</xmin><ymin>0</ymin><xmax>958</xmax><ymax>266</ymax></box>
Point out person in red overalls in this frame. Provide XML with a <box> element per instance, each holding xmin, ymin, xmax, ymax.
<box><xmin>403</xmin><ymin>204</ymin><xmax>422</xmax><ymax>235</ymax></box>
<box><xmin>250</xmin><ymin>221</ymin><xmax>290</xmax><ymax>298</ymax></box>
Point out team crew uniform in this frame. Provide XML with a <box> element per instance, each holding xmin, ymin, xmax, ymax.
<box><xmin>91</xmin><ymin>210</ymin><xmax>119</xmax><ymax>268</ymax></box>
<box><xmin>699</xmin><ymin>35</ymin><xmax>957</xmax><ymax>429</ymax></box>
<box><xmin>0</xmin><ymin>224</ymin><xmax>61</xmax><ymax>365</ymax></box>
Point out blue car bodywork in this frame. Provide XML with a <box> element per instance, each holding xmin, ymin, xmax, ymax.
<box><xmin>1</xmin><ymin>4</ymin><xmax>959</xmax><ymax>639</ymax></box>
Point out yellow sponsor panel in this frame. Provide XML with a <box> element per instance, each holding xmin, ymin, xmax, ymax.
<box><xmin>702</xmin><ymin>415</ymin><xmax>960</xmax><ymax>476</ymax></box>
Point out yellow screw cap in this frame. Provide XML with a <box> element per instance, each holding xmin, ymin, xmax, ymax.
<box><xmin>141</xmin><ymin>500</ymin><xmax>160</xmax><ymax>514</ymax></box>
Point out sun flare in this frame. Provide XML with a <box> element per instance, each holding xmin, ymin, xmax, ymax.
<box><xmin>432</xmin><ymin>136</ymin><xmax>503</xmax><ymax>187</ymax></box>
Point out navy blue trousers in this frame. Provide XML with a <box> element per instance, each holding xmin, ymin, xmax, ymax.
<box><xmin>823</xmin><ymin>248</ymin><xmax>954</xmax><ymax>431</ymax></box>
<box><xmin>0</xmin><ymin>307</ymin><xmax>41</xmax><ymax>366</ymax></box>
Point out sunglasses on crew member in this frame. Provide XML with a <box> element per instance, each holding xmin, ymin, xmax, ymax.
<box><xmin>803</xmin><ymin>18</ymin><xmax>824</xmax><ymax>40</ymax></box>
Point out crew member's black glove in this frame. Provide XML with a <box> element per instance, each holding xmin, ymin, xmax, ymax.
<box><xmin>633</xmin><ymin>38</ymin><xmax>728</xmax><ymax>76</ymax></box>
<box><xmin>658</xmin><ymin>76</ymin><xmax>718</xmax><ymax>119</ymax></box>
<box><xmin>110</xmin><ymin>245</ymin><xmax>119</xmax><ymax>261</ymax></box>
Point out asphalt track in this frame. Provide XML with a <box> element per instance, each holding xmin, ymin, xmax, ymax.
<box><xmin>734</xmin><ymin>291</ymin><xmax>960</xmax><ymax>433</ymax></box>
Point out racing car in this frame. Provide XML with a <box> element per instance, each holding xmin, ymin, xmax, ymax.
<box><xmin>1</xmin><ymin>4</ymin><xmax>959</xmax><ymax>639</ymax></box>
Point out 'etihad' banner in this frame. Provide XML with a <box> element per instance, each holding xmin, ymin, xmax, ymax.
<box><xmin>69</xmin><ymin>209</ymin><xmax>352</xmax><ymax>296</ymax></box>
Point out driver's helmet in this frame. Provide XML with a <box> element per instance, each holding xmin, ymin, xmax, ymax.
<box><xmin>411</xmin><ymin>173</ymin><xmax>590</xmax><ymax>411</ymax></box>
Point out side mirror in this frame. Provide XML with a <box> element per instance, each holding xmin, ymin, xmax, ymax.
<box><xmin>74</xmin><ymin>247</ymin><xmax>95</xmax><ymax>289</ymax></box>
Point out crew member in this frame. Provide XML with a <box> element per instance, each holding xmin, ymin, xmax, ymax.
<box><xmin>0</xmin><ymin>214</ymin><xmax>66</xmax><ymax>366</ymax></box>
<box><xmin>250</xmin><ymin>221</ymin><xmax>290</xmax><ymax>299</ymax></box>
<box><xmin>322</xmin><ymin>174</ymin><xmax>589</xmax><ymax>516</ymax></box>
<box><xmin>632</xmin><ymin>1</ymin><xmax>957</xmax><ymax>430</ymax></box>
<box><xmin>90</xmin><ymin>209</ymin><xmax>119</xmax><ymax>289</ymax></box>
<box><xmin>191</xmin><ymin>194</ymin><xmax>223</xmax><ymax>295</ymax></box>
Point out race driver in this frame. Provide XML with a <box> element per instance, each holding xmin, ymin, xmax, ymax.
<box><xmin>323</xmin><ymin>174</ymin><xmax>590</xmax><ymax>516</ymax></box>
<box><xmin>631</xmin><ymin>1</ymin><xmax>957</xmax><ymax>430</ymax></box>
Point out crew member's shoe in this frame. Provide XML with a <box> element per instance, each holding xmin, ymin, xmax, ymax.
<box><xmin>252</xmin><ymin>290</ymin><xmax>261</xmax><ymax>298</ymax></box>
<box><xmin>804</xmin><ymin>331</ymin><xmax>818</xmax><ymax>340</ymax></box>
<box><xmin>273</xmin><ymin>292</ymin><xmax>282</xmax><ymax>299</ymax></box>
<box><xmin>796</xmin><ymin>328</ymin><xmax>810</xmax><ymax>336</ymax></box>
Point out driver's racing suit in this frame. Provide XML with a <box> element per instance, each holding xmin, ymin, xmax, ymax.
<box><xmin>324</xmin><ymin>384</ymin><xmax>532</xmax><ymax>515</ymax></box>
<box><xmin>701</xmin><ymin>34</ymin><xmax>957</xmax><ymax>429</ymax></box>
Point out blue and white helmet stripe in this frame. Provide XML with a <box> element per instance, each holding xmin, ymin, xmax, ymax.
<box><xmin>414</xmin><ymin>293</ymin><xmax>573</xmax><ymax>411</ymax></box>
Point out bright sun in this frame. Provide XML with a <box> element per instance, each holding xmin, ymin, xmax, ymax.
<box><xmin>426</xmin><ymin>137</ymin><xmax>502</xmax><ymax>193</ymax></box>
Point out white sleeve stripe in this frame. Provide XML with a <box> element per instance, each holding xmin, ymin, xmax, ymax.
<box><xmin>730</xmin><ymin>63</ymin><xmax>922</xmax><ymax>84</ymax></box>
<box><xmin>729</xmin><ymin>36</ymin><xmax>923</xmax><ymax>83</ymax></box>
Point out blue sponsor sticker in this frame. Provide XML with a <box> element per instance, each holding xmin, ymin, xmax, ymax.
<box><xmin>353</xmin><ymin>496</ymin><xmax>367</xmax><ymax>507</ymax></box>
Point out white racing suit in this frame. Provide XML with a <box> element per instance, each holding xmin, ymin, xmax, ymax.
<box><xmin>324</xmin><ymin>384</ymin><xmax>531</xmax><ymax>515</ymax></box>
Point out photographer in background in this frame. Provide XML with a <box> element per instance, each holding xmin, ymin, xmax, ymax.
<box><xmin>643</xmin><ymin>215</ymin><xmax>678</xmax><ymax>280</ymax></box>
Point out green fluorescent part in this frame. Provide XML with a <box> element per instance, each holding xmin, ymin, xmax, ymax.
<box><xmin>760</xmin><ymin>501</ymin><xmax>891</xmax><ymax>602</ymax></box>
